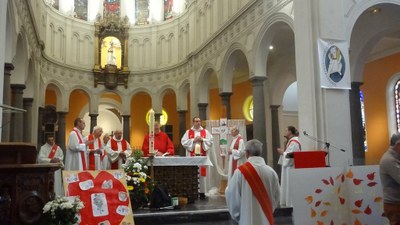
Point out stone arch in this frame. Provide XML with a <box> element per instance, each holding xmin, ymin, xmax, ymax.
<box><xmin>348</xmin><ymin>2</ymin><xmax>400</xmax><ymax>82</ymax></box>
<box><xmin>253</xmin><ymin>12</ymin><xmax>294</xmax><ymax>79</ymax></box>
<box><xmin>177</xmin><ymin>79</ymin><xmax>190</xmax><ymax>111</ymax></box>
<box><xmin>11</xmin><ymin>32</ymin><xmax>29</xmax><ymax>84</ymax></box>
<box><xmin>219</xmin><ymin>42</ymin><xmax>249</xmax><ymax>94</ymax></box>
<box><xmin>197</xmin><ymin>63</ymin><xmax>217</xmax><ymax>103</ymax></box>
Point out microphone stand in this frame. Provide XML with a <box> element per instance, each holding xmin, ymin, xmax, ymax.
<box><xmin>302</xmin><ymin>131</ymin><xmax>346</xmax><ymax>167</ymax></box>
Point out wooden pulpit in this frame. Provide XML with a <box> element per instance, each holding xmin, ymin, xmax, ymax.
<box><xmin>0</xmin><ymin>142</ymin><xmax>60</xmax><ymax>225</ymax></box>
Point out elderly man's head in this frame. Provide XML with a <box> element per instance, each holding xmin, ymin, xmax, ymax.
<box><xmin>93</xmin><ymin>126</ymin><xmax>103</xmax><ymax>138</ymax></box>
<box><xmin>230</xmin><ymin>126</ymin><xmax>239</xmax><ymax>136</ymax></box>
<box><xmin>114</xmin><ymin>129</ymin><xmax>123</xmax><ymax>140</ymax></box>
<box><xmin>245</xmin><ymin>139</ymin><xmax>263</xmax><ymax>158</ymax></box>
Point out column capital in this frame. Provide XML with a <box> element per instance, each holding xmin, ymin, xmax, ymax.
<box><xmin>122</xmin><ymin>114</ymin><xmax>131</xmax><ymax>118</ymax></box>
<box><xmin>250</xmin><ymin>76</ymin><xmax>267</xmax><ymax>86</ymax></box>
<box><xmin>219</xmin><ymin>92</ymin><xmax>233</xmax><ymax>98</ymax></box>
<box><xmin>197</xmin><ymin>103</ymin><xmax>208</xmax><ymax>108</ymax></box>
<box><xmin>23</xmin><ymin>98</ymin><xmax>34</xmax><ymax>106</ymax></box>
<box><xmin>4</xmin><ymin>63</ymin><xmax>14</xmax><ymax>75</ymax></box>
<box><xmin>270</xmin><ymin>105</ymin><xmax>281</xmax><ymax>110</ymax></box>
<box><xmin>351</xmin><ymin>82</ymin><xmax>363</xmax><ymax>91</ymax></box>
<box><xmin>177</xmin><ymin>110</ymin><xmax>187</xmax><ymax>114</ymax></box>
<box><xmin>89</xmin><ymin>113</ymin><xmax>99</xmax><ymax>117</ymax></box>
<box><xmin>10</xmin><ymin>84</ymin><xmax>26</xmax><ymax>90</ymax></box>
<box><xmin>57</xmin><ymin>111</ymin><xmax>68</xmax><ymax>116</ymax></box>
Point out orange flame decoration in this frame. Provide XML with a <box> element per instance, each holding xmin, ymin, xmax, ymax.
<box><xmin>311</xmin><ymin>208</ymin><xmax>317</xmax><ymax>218</ymax></box>
<box><xmin>346</xmin><ymin>169</ymin><xmax>353</xmax><ymax>178</ymax></box>
<box><xmin>305</xmin><ymin>195</ymin><xmax>313</xmax><ymax>204</ymax></box>
<box><xmin>354</xmin><ymin>218</ymin><xmax>362</xmax><ymax>225</ymax></box>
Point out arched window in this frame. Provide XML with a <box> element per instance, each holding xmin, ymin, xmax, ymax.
<box><xmin>360</xmin><ymin>90</ymin><xmax>368</xmax><ymax>151</ymax></box>
<box><xmin>394</xmin><ymin>79</ymin><xmax>400</xmax><ymax>132</ymax></box>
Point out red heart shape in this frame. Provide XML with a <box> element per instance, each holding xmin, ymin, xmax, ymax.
<box><xmin>67</xmin><ymin>171</ymin><xmax>130</xmax><ymax>225</ymax></box>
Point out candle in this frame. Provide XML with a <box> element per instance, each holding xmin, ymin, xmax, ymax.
<box><xmin>149</xmin><ymin>109</ymin><xmax>155</xmax><ymax>154</ymax></box>
<box><xmin>195</xmin><ymin>143</ymin><xmax>201</xmax><ymax>155</ymax></box>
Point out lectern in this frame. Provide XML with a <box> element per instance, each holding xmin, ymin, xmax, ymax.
<box><xmin>0</xmin><ymin>143</ymin><xmax>60</xmax><ymax>225</ymax></box>
<box><xmin>289</xmin><ymin>151</ymin><xmax>327</xmax><ymax>169</ymax></box>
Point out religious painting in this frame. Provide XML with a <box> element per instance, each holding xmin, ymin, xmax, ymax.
<box><xmin>101</xmin><ymin>36</ymin><xmax>122</xmax><ymax>68</ymax></box>
<box><xmin>318</xmin><ymin>39</ymin><xmax>350</xmax><ymax>89</ymax></box>
<box><xmin>74</xmin><ymin>0</ymin><xmax>88</xmax><ymax>21</ymax></box>
<box><xmin>164</xmin><ymin>0</ymin><xmax>174</xmax><ymax>20</ymax></box>
<box><xmin>63</xmin><ymin>170</ymin><xmax>135</xmax><ymax>225</ymax></box>
<box><xmin>103</xmin><ymin>0</ymin><xmax>121</xmax><ymax>16</ymax></box>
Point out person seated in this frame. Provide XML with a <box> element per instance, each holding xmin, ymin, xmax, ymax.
<box><xmin>142</xmin><ymin>121</ymin><xmax>175</xmax><ymax>157</ymax></box>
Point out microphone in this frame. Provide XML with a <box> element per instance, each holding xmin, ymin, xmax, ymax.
<box><xmin>303</xmin><ymin>131</ymin><xmax>308</xmax><ymax>136</ymax></box>
<box><xmin>340</xmin><ymin>149</ymin><xmax>346</xmax><ymax>152</ymax></box>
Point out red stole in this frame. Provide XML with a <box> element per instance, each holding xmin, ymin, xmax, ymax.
<box><xmin>231</xmin><ymin>136</ymin><xmax>242</xmax><ymax>176</ymax></box>
<box><xmin>188</xmin><ymin>129</ymin><xmax>207</xmax><ymax>156</ymax></box>
<box><xmin>47</xmin><ymin>144</ymin><xmax>58</xmax><ymax>159</ymax></box>
<box><xmin>188</xmin><ymin>129</ymin><xmax>207</xmax><ymax>176</ymax></box>
<box><xmin>110</xmin><ymin>139</ymin><xmax>127</xmax><ymax>169</ymax></box>
<box><xmin>286</xmin><ymin>138</ymin><xmax>301</xmax><ymax>151</ymax></box>
<box><xmin>73</xmin><ymin>129</ymin><xmax>87</xmax><ymax>170</ymax></box>
<box><xmin>239</xmin><ymin>162</ymin><xmax>274</xmax><ymax>225</ymax></box>
<box><xmin>88</xmin><ymin>134</ymin><xmax>103</xmax><ymax>170</ymax></box>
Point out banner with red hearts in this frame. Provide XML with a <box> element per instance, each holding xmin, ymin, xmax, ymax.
<box><xmin>63</xmin><ymin>170</ymin><xmax>135</xmax><ymax>225</ymax></box>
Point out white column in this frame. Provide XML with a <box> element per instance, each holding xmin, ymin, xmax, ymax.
<box><xmin>294</xmin><ymin>0</ymin><xmax>352</xmax><ymax>166</ymax></box>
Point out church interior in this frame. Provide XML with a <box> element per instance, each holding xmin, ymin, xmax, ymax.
<box><xmin>1</xmin><ymin>0</ymin><xmax>400</xmax><ymax>224</ymax></box>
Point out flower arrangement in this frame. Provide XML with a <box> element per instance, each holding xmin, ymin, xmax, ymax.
<box><xmin>122</xmin><ymin>150</ymin><xmax>154</xmax><ymax>208</ymax></box>
<box><xmin>42</xmin><ymin>196</ymin><xmax>84</xmax><ymax>225</ymax></box>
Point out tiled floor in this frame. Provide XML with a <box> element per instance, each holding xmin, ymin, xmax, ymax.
<box><xmin>133</xmin><ymin>195</ymin><xmax>293</xmax><ymax>225</ymax></box>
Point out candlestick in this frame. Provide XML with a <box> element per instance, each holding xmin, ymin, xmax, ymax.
<box><xmin>149</xmin><ymin>109</ymin><xmax>155</xmax><ymax>155</ymax></box>
<box><xmin>195</xmin><ymin>143</ymin><xmax>201</xmax><ymax>156</ymax></box>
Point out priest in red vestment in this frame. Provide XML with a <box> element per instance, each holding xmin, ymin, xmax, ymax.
<box><xmin>142</xmin><ymin>121</ymin><xmax>175</xmax><ymax>156</ymax></box>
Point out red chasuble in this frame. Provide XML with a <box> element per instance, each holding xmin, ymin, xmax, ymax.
<box><xmin>142</xmin><ymin>132</ymin><xmax>174</xmax><ymax>156</ymax></box>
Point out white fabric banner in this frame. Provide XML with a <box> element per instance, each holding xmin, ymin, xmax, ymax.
<box><xmin>318</xmin><ymin>39</ymin><xmax>351</xmax><ymax>89</ymax></box>
<box><xmin>205</xmin><ymin>119</ymin><xmax>247</xmax><ymax>193</ymax></box>
<box><xmin>290</xmin><ymin>165</ymin><xmax>387</xmax><ymax>225</ymax></box>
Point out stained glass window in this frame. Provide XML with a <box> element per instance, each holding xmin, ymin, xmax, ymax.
<box><xmin>74</xmin><ymin>0</ymin><xmax>88</xmax><ymax>20</ymax></box>
<box><xmin>103</xmin><ymin>0</ymin><xmax>121</xmax><ymax>16</ymax></box>
<box><xmin>164</xmin><ymin>0</ymin><xmax>174</xmax><ymax>20</ymax></box>
<box><xmin>360</xmin><ymin>91</ymin><xmax>368</xmax><ymax>152</ymax></box>
<box><xmin>395</xmin><ymin>80</ymin><xmax>400</xmax><ymax>132</ymax></box>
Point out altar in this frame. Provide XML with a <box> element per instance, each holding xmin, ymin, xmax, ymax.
<box><xmin>151</xmin><ymin>156</ymin><xmax>213</xmax><ymax>203</ymax></box>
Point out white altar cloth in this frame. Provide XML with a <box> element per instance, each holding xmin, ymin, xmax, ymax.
<box><xmin>150</xmin><ymin>156</ymin><xmax>213</xmax><ymax>167</ymax></box>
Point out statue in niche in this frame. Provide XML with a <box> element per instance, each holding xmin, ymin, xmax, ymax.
<box><xmin>101</xmin><ymin>36</ymin><xmax>121</xmax><ymax>68</ymax></box>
